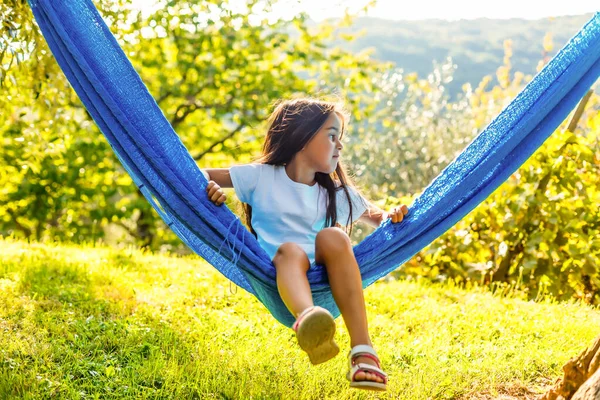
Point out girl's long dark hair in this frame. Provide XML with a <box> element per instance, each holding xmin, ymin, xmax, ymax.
<box><xmin>242</xmin><ymin>98</ymin><xmax>360</xmax><ymax>237</ymax></box>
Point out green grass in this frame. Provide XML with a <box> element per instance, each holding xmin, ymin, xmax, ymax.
<box><xmin>0</xmin><ymin>237</ymin><xmax>598</xmax><ymax>399</ymax></box>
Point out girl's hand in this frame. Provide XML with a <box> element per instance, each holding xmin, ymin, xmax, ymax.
<box><xmin>388</xmin><ymin>204</ymin><xmax>409</xmax><ymax>223</ymax></box>
<box><xmin>206</xmin><ymin>181</ymin><xmax>227</xmax><ymax>206</ymax></box>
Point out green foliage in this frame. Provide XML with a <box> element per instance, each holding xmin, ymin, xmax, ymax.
<box><xmin>1</xmin><ymin>238</ymin><xmax>599</xmax><ymax>398</ymax></box>
<box><xmin>121</xmin><ymin>0</ymin><xmax>385</xmax><ymax>164</ymax></box>
<box><xmin>1</xmin><ymin>0</ymin><xmax>126</xmax><ymax>84</ymax></box>
<box><xmin>356</xmin><ymin>47</ymin><xmax>600</xmax><ymax>305</ymax></box>
<box><xmin>0</xmin><ymin>0</ymin><xmax>385</xmax><ymax>248</ymax></box>
<box><xmin>344</xmin><ymin>58</ymin><xmax>495</xmax><ymax>243</ymax></box>
<box><xmin>1</xmin><ymin>0</ymin><xmax>40</xmax><ymax>86</ymax></box>
<box><xmin>347</xmin><ymin>59</ymin><xmax>478</xmax><ymax>199</ymax></box>
<box><xmin>403</xmin><ymin>103</ymin><xmax>600</xmax><ymax>304</ymax></box>
<box><xmin>0</xmin><ymin>1</ymin><xmax>146</xmax><ymax>244</ymax></box>
<box><xmin>346</xmin><ymin>41</ymin><xmax>531</xmax><ymax>202</ymax></box>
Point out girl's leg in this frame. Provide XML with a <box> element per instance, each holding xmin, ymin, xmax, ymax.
<box><xmin>272</xmin><ymin>242</ymin><xmax>313</xmax><ymax>317</ymax></box>
<box><xmin>274</xmin><ymin>242</ymin><xmax>340</xmax><ymax>365</ymax></box>
<box><xmin>314</xmin><ymin>227</ymin><xmax>384</xmax><ymax>383</ymax></box>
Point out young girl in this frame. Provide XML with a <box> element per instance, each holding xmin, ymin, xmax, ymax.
<box><xmin>200</xmin><ymin>98</ymin><xmax>408</xmax><ymax>392</ymax></box>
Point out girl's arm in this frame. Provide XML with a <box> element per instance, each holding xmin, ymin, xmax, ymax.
<box><xmin>359</xmin><ymin>203</ymin><xmax>408</xmax><ymax>228</ymax></box>
<box><xmin>200</xmin><ymin>168</ymin><xmax>232</xmax><ymax>206</ymax></box>
<box><xmin>201</xmin><ymin>168</ymin><xmax>233</xmax><ymax>188</ymax></box>
<box><xmin>358</xmin><ymin>205</ymin><xmax>387</xmax><ymax>228</ymax></box>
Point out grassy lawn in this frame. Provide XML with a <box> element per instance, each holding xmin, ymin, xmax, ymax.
<box><xmin>1</xmin><ymin>237</ymin><xmax>598</xmax><ymax>399</ymax></box>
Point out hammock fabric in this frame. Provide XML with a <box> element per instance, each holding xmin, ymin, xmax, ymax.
<box><xmin>28</xmin><ymin>0</ymin><xmax>600</xmax><ymax>327</ymax></box>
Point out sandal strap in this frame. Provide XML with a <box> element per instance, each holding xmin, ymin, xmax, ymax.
<box><xmin>348</xmin><ymin>344</ymin><xmax>381</xmax><ymax>365</ymax></box>
<box><xmin>349</xmin><ymin>344</ymin><xmax>378</xmax><ymax>359</ymax></box>
<box><xmin>351</xmin><ymin>353</ymin><xmax>380</xmax><ymax>368</ymax></box>
<box><xmin>349</xmin><ymin>363</ymin><xmax>388</xmax><ymax>383</ymax></box>
<box><xmin>293</xmin><ymin>306</ymin><xmax>333</xmax><ymax>332</ymax></box>
<box><xmin>292</xmin><ymin>306</ymin><xmax>315</xmax><ymax>332</ymax></box>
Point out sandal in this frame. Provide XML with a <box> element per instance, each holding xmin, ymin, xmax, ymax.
<box><xmin>292</xmin><ymin>306</ymin><xmax>339</xmax><ymax>365</ymax></box>
<box><xmin>346</xmin><ymin>344</ymin><xmax>388</xmax><ymax>391</ymax></box>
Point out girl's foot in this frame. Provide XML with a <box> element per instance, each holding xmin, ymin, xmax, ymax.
<box><xmin>347</xmin><ymin>345</ymin><xmax>388</xmax><ymax>391</ymax></box>
<box><xmin>353</xmin><ymin>355</ymin><xmax>386</xmax><ymax>383</ymax></box>
<box><xmin>293</xmin><ymin>306</ymin><xmax>339</xmax><ymax>365</ymax></box>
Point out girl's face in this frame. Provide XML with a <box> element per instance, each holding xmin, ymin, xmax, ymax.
<box><xmin>301</xmin><ymin>112</ymin><xmax>344</xmax><ymax>174</ymax></box>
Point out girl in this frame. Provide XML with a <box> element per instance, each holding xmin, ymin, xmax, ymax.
<box><xmin>200</xmin><ymin>98</ymin><xmax>408</xmax><ymax>392</ymax></box>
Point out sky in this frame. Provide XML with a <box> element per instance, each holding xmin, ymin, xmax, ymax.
<box><xmin>295</xmin><ymin>0</ymin><xmax>598</xmax><ymax>21</ymax></box>
<box><xmin>132</xmin><ymin>0</ymin><xmax>598</xmax><ymax>21</ymax></box>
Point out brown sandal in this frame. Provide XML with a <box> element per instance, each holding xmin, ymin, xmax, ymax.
<box><xmin>292</xmin><ymin>306</ymin><xmax>339</xmax><ymax>365</ymax></box>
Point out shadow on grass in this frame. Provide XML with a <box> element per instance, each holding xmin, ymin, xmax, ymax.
<box><xmin>2</xmin><ymin>257</ymin><xmax>237</xmax><ymax>399</ymax></box>
<box><xmin>20</xmin><ymin>260</ymin><xmax>93</xmax><ymax>304</ymax></box>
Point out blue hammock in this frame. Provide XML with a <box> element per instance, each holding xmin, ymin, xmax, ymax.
<box><xmin>28</xmin><ymin>0</ymin><xmax>600</xmax><ymax>327</ymax></box>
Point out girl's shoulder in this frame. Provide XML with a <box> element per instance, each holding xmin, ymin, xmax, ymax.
<box><xmin>230</xmin><ymin>163</ymin><xmax>275</xmax><ymax>174</ymax></box>
<box><xmin>334</xmin><ymin>180</ymin><xmax>357</xmax><ymax>192</ymax></box>
<box><xmin>335</xmin><ymin>183</ymin><xmax>367</xmax><ymax>204</ymax></box>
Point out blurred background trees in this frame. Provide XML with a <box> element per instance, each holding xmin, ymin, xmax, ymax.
<box><xmin>1</xmin><ymin>0</ymin><xmax>385</xmax><ymax>247</ymax></box>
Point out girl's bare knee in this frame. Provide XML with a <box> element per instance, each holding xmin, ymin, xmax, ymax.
<box><xmin>315</xmin><ymin>227</ymin><xmax>351</xmax><ymax>253</ymax></box>
<box><xmin>273</xmin><ymin>242</ymin><xmax>310</xmax><ymax>270</ymax></box>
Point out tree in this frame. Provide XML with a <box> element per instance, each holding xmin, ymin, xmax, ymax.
<box><xmin>1</xmin><ymin>0</ymin><xmax>385</xmax><ymax>248</ymax></box>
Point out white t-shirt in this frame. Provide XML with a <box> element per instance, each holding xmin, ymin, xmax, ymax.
<box><xmin>229</xmin><ymin>164</ymin><xmax>369</xmax><ymax>264</ymax></box>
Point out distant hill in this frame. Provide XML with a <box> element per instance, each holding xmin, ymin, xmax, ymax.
<box><xmin>335</xmin><ymin>14</ymin><xmax>595</xmax><ymax>97</ymax></box>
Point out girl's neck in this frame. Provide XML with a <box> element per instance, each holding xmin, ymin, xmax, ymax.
<box><xmin>284</xmin><ymin>160</ymin><xmax>317</xmax><ymax>186</ymax></box>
